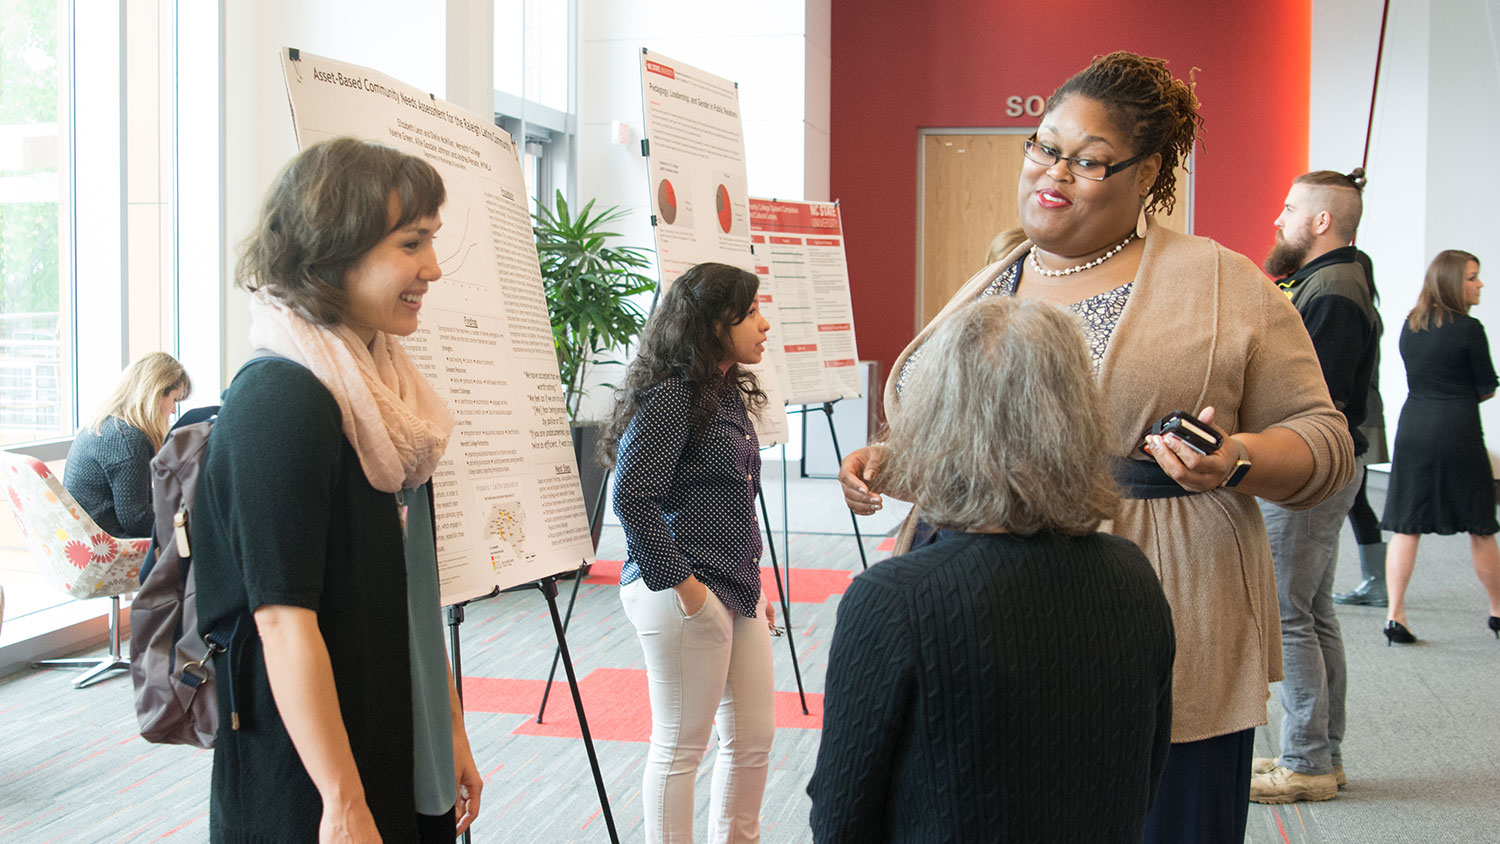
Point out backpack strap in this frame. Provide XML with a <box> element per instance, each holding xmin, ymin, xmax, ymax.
<box><xmin>186</xmin><ymin>615</ymin><xmax>245</xmax><ymax>730</ymax></box>
<box><xmin>141</xmin><ymin>352</ymin><xmax>296</xmax><ymax>583</ymax></box>
<box><xmin>200</xmin><ymin>351</ymin><xmax>300</xmax><ymax>733</ymax></box>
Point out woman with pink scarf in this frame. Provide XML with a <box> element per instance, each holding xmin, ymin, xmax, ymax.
<box><xmin>194</xmin><ymin>138</ymin><xmax>481</xmax><ymax>843</ymax></box>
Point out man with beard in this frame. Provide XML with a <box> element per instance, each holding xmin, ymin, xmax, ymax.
<box><xmin>1251</xmin><ymin>168</ymin><xmax>1379</xmax><ymax>805</ymax></box>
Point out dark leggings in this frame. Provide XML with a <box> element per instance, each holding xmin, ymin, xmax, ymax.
<box><xmin>1141</xmin><ymin>728</ymin><xmax>1254</xmax><ymax>844</ymax></box>
<box><xmin>1346</xmin><ymin>468</ymin><xmax>1382</xmax><ymax>545</ymax></box>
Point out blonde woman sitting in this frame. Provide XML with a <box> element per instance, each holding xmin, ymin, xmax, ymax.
<box><xmin>809</xmin><ymin>297</ymin><xmax>1175</xmax><ymax>843</ymax></box>
<box><xmin>63</xmin><ymin>351</ymin><xmax>191</xmax><ymax>537</ymax></box>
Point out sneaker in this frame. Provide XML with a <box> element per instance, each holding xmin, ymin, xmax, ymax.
<box><xmin>1250</xmin><ymin>764</ymin><xmax>1338</xmax><ymax>804</ymax></box>
<box><xmin>1252</xmin><ymin>757</ymin><xmax>1346</xmax><ymax>787</ymax></box>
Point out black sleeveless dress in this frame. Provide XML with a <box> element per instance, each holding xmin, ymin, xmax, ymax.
<box><xmin>1381</xmin><ymin>314</ymin><xmax>1500</xmax><ymax>535</ymax></box>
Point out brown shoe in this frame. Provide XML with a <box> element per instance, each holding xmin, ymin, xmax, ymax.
<box><xmin>1249</xmin><ymin>764</ymin><xmax>1338</xmax><ymax>804</ymax></box>
<box><xmin>1252</xmin><ymin>757</ymin><xmax>1346</xmax><ymax>788</ymax></box>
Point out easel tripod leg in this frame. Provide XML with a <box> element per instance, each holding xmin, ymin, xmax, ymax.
<box><xmin>759</xmin><ymin>489</ymin><xmax>808</xmax><ymax>715</ymax></box>
<box><xmin>537</xmin><ymin>562</ymin><xmax>586</xmax><ymax>723</ymax></box>
<box><xmin>447</xmin><ymin>603</ymin><xmax>466</xmax><ymax>702</ymax></box>
<box><xmin>538</xmin><ymin>578</ymin><xmax>620</xmax><ymax>844</ymax></box>
<box><xmin>538</xmin><ymin>469</ymin><xmax>612</xmax><ymax>723</ymax></box>
<box><xmin>446</xmin><ymin>602</ymin><xmax>472</xmax><ymax>844</ymax></box>
<box><xmin>823</xmin><ymin>402</ymin><xmax>869</xmax><ymax>570</ymax></box>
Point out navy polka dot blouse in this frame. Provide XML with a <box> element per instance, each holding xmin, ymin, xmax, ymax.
<box><xmin>612</xmin><ymin>375</ymin><xmax>764</xmax><ymax>617</ymax></box>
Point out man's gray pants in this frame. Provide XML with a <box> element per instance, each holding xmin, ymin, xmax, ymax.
<box><xmin>1259</xmin><ymin>459</ymin><xmax>1365</xmax><ymax>776</ymax></box>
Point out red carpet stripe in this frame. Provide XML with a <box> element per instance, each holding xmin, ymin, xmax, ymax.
<box><xmin>1273</xmin><ymin>807</ymin><xmax>1291</xmax><ymax>843</ymax></box>
<box><xmin>463</xmin><ymin>668</ymin><xmax>823</xmax><ymax>740</ymax></box>
<box><xmin>585</xmin><ymin>560</ymin><xmax>854</xmax><ymax>603</ymax></box>
<box><xmin>155</xmin><ymin>812</ymin><xmax>207</xmax><ymax>839</ymax></box>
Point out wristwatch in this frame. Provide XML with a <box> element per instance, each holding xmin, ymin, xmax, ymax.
<box><xmin>1221</xmin><ymin>438</ymin><xmax>1252</xmax><ymax>488</ymax></box>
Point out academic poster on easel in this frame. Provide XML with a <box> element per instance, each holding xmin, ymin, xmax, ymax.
<box><xmin>748</xmin><ymin>199</ymin><xmax>863</xmax><ymax>405</ymax></box>
<box><xmin>279</xmin><ymin>49</ymin><xmax>595</xmax><ymax>605</ymax></box>
<box><xmin>638</xmin><ymin>49</ymin><xmax>790</xmax><ymax>445</ymax></box>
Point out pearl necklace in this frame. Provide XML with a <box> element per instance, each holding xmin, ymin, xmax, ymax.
<box><xmin>1029</xmin><ymin>233</ymin><xmax>1136</xmax><ymax>278</ymax></box>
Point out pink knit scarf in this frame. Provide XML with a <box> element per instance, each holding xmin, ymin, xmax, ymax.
<box><xmin>248</xmin><ymin>292</ymin><xmax>453</xmax><ymax>493</ymax></box>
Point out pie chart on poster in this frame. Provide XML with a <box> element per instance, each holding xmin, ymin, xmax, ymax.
<box><xmin>657</xmin><ymin>179</ymin><xmax>677</xmax><ymax>225</ymax></box>
<box><xmin>716</xmin><ymin>184</ymin><xmax>733</xmax><ymax>233</ymax></box>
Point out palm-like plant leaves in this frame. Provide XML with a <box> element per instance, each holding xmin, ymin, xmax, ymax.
<box><xmin>534</xmin><ymin>190</ymin><xmax>656</xmax><ymax>418</ymax></box>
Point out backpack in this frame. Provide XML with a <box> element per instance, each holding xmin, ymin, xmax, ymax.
<box><xmin>128</xmin><ymin>355</ymin><xmax>287</xmax><ymax>747</ymax></box>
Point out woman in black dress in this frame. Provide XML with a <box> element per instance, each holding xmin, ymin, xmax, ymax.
<box><xmin>195</xmin><ymin>139</ymin><xmax>482</xmax><ymax>842</ymax></box>
<box><xmin>1381</xmin><ymin>249</ymin><xmax>1500</xmax><ymax>644</ymax></box>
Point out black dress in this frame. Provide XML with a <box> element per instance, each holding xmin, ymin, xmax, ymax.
<box><xmin>194</xmin><ymin>361</ymin><xmax>428</xmax><ymax>843</ymax></box>
<box><xmin>1381</xmin><ymin>314</ymin><xmax>1500</xmax><ymax>535</ymax></box>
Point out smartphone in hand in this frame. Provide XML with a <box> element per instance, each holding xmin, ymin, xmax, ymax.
<box><xmin>1139</xmin><ymin>410</ymin><xmax>1222</xmax><ymax>456</ymax></box>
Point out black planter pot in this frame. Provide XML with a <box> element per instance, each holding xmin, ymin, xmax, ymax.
<box><xmin>571</xmin><ymin>421</ymin><xmax>608</xmax><ymax>555</ymax></box>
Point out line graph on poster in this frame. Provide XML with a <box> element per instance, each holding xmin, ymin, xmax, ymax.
<box><xmin>438</xmin><ymin>203</ymin><xmax>480</xmax><ymax>278</ymax></box>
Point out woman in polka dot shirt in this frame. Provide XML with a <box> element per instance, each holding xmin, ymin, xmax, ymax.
<box><xmin>600</xmin><ymin>261</ymin><xmax>776</xmax><ymax>843</ymax></box>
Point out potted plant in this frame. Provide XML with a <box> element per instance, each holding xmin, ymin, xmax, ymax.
<box><xmin>534</xmin><ymin>190</ymin><xmax>655</xmax><ymax>546</ymax></box>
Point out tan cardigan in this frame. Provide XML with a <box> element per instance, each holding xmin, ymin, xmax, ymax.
<box><xmin>887</xmin><ymin>224</ymin><xmax>1355</xmax><ymax>743</ymax></box>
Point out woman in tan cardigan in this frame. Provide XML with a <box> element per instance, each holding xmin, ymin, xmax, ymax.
<box><xmin>839</xmin><ymin>52</ymin><xmax>1353</xmax><ymax>843</ymax></box>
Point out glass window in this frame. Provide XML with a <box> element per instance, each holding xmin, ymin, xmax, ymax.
<box><xmin>494</xmin><ymin>0</ymin><xmax>524</xmax><ymax>100</ymax></box>
<box><xmin>0</xmin><ymin>1</ymin><xmax>187</xmax><ymax>451</ymax></box>
<box><xmin>495</xmin><ymin>0</ymin><xmax>574</xmax><ymax>214</ymax></box>
<box><xmin>494</xmin><ymin>0</ymin><xmax>569</xmax><ymax>113</ymax></box>
<box><xmin>0</xmin><ymin>0</ymin><xmax>67</xmax><ymax>444</ymax></box>
<box><xmin>524</xmin><ymin>0</ymin><xmax>568</xmax><ymax>112</ymax></box>
<box><xmin>1</xmin><ymin>0</ymin><xmax>193</xmax><ymax>630</ymax></box>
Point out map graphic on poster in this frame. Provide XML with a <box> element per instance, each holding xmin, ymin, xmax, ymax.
<box><xmin>639</xmin><ymin>49</ymin><xmax>789</xmax><ymax>445</ymax></box>
<box><xmin>748</xmin><ymin>199</ymin><xmax>863</xmax><ymax>405</ymax></box>
<box><xmin>280</xmin><ymin>49</ymin><xmax>595</xmax><ymax>606</ymax></box>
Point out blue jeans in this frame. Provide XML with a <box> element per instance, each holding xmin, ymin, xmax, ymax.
<box><xmin>1259</xmin><ymin>458</ymin><xmax>1365</xmax><ymax>775</ymax></box>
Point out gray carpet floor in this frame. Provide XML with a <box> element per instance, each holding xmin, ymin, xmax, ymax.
<box><xmin>1</xmin><ymin>474</ymin><xmax>1496</xmax><ymax>842</ymax></box>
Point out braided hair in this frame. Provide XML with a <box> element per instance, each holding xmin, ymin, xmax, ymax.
<box><xmin>1046</xmin><ymin>51</ymin><xmax>1203</xmax><ymax>216</ymax></box>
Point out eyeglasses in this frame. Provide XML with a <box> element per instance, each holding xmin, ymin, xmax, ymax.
<box><xmin>1023</xmin><ymin>136</ymin><xmax>1150</xmax><ymax>181</ymax></box>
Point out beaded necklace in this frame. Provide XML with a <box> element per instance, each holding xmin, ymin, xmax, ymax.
<box><xmin>1028</xmin><ymin>233</ymin><xmax>1136</xmax><ymax>278</ymax></box>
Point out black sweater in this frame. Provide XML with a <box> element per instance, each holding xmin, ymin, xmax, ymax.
<box><xmin>808</xmin><ymin>531</ymin><xmax>1175</xmax><ymax>843</ymax></box>
<box><xmin>194</xmin><ymin>361</ymin><xmax>419</xmax><ymax>843</ymax></box>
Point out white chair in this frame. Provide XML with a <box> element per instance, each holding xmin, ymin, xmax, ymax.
<box><xmin>0</xmin><ymin>452</ymin><xmax>149</xmax><ymax>688</ymax></box>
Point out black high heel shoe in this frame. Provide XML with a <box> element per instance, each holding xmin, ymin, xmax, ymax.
<box><xmin>1488</xmin><ymin>616</ymin><xmax>1499</xmax><ymax>639</ymax></box>
<box><xmin>1384</xmin><ymin>620</ymin><xmax>1417</xmax><ymax>646</ymax></box>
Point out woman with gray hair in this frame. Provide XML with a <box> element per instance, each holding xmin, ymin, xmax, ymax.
<box><xmin>808</xmin><ymin>296</ymin><xmax>1175</xmax><ymax>843</ymax></box>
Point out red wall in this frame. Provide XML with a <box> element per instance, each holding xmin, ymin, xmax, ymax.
<box><xmin>832</xmin><ymin>0</ymin><xmax>1311</xmax><ymax>380</ymax></box>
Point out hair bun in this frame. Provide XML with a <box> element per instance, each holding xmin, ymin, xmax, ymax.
<box><xmin>1347</xmin><ymin>167</ymin><xmax>1367</xmax><ymax>189</ymax></box>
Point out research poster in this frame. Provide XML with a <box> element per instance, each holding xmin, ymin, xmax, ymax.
<box><xmin>748</xmin><ymin>199</ymin><xmax>863</xmax><ymax>405</ymax></box>
<box><xmin>638</xmin><ymin>49</ymin><xmax>789</xmax><ymax>444</ymax></box>
<box><xmin>280</xmin><ymin>49</ymin><xmax>595</xmax><ymax>605</ymax></box>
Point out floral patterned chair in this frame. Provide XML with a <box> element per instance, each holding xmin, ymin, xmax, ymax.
<box><xmin>1</xmin><ymin>452</ymin><xmax>149</xmax><ymax>688</ymax></box>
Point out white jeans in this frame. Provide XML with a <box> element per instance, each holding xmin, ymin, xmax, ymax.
<box><xmin>620</xmin><ymin>579</ymin><xmax>775</xmax><ymax>844</ymax></box>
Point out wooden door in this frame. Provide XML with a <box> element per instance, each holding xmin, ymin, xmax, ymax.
<box><xmin>917</xmin><ymin>131</ymin><xmax>1192</xmax><ymax>329</ymax></box>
